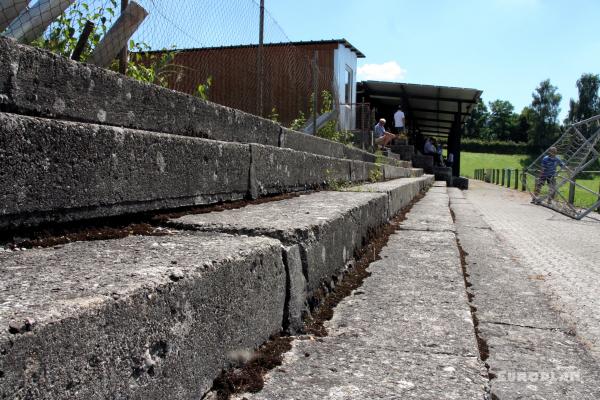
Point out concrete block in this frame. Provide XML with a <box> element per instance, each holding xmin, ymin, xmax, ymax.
<box><xmin>0</xmin><ymin>37</ymin><xmax>281</xmax><ymax>146</ymax></box>
<box><xmin>0</xmin><ymin>112</ymin><xmax>251</xmax><ymax>229</ymax></box>
<box><xmin>170</xmin><ymin>191</ymin><xmax>389</xmax><ymax>299</ymax></box>
<box><xmin>389</xmin><ymin>144</ymin><xmax>414</xmax><ymax>161</ymax></box>
<box><xmin>412</xmin><ymin>154</ymin><xmax>434</xmax><ymax>174</ymax></box>
<box><xmin>349</xmin><ymin>160</ymin><xmax>381</xmax><ymax>182</ymax></box>
<box><xmin>343</xmin><ymin>145</ymin><xmax>377</xmax><ymax>163</ymax></box>
<box><xmin>433</xmin><ymin>166</ymin><xmax>453</xmax><ymax>186</ymax></box>
<box><xmin>346</xmin><ymin>176</ymin><xmax>434</xmax><ymax>218</ymax></box>
<box><xmin>452</xmin><ymin>176</ymin><xmax>469</xmax><ymax>190</ymax></box>
<box><xmin>0</xmin><ymin>232</ymin><xmax>286</xmax><ymax>399</ymax></box>
<box><xmin>282</xmin><ymin>245</ymin><xmax>308</xmax><ymax>333</ymax></box>
<box><xmin>280</xmin><ymin>128</ymin><xmax>345</xmax><ymax>159</ymax></box>
<box><xmin>411</xmin><ymin>168</ymin><xmax>424</xmax><ymax>177</ymax></box>
<box><xmin>382</xmin><ymin>164</ymin><xmax>412</xmax><ymax>180</ymax></box>
<box><xmin>249</xmin><ymin>144</ymin><xmax>351</xmax><ymax>196</ymax></box>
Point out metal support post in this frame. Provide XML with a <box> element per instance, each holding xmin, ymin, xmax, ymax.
<box><xmin>257</xmin><ymin>0</ymin><xmax>264</xmax><ymax>117</ymax></box>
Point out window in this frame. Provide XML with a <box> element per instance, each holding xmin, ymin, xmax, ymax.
<box><xmin>344</xmin><ymin>66</ymin><xmax>353</xmax><ymax>104</ymax></box>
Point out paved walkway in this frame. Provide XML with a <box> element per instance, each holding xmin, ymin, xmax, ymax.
<box><xmin>465</xmin><ymin>181</ymin><xmax>600</xmax><ymax>361</ymax></box>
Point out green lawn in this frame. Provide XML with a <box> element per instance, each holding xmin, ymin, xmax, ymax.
<box><xmin>460</xmin><ymin>151</ymin><xmax>600</xmax><ymax>208</ymax></box>
<box><xmin>460</xmin><ymin>152</ymin><xmax>530</xmax><ymax>179</ymax></box>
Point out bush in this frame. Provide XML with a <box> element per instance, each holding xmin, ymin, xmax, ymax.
<box><xmin>460</xmin><ymin>139</ymin><xmax>536</xmax><ymax>154</ymax></box>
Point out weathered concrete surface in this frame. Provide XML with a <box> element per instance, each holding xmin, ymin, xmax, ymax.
<box><xmin>345</xmin><ymin>175</ymin><xmax>434</xmax><ymax>218</ymax></box>
<box><xmin>0</xmin><ymin>112</ymin><xmax>251</xmax><ymax>229</ymax></box>
<box><xmin>449</xmin><ymin>186</ymin><xmax>600</xmax><ymax>399</ymax></box>
<box><xmin>411</xmin><ymin>167</ymin><xmax>424</xmax><ymax>177</ymax></box>
<box><xmin>170</xmin><ymin>190</ymin><xmax>390</xmax><ymax>327</ymax></box>
<box><xmin>237</xmin><ymin>187</ymin><xmax>487</xmax><ymax>399</ymax></box>
<box><xmin>0</xmin><ymin>38</ymin><xmax>402</xmax><ymax>167</ymax></box>
<box><xmin>249</xmin><ymin>144</ymin><xmax>351</xmax><ymax>197</ymax></box>
<box><xmin>0</xmin><ymin>112</ymin><xmax>401</xmax><ymax>229</ymax></box>
<box><xmin>0</xmin><ymin>37</ymin><xmax>281</xmax><ymax>146</ymax></box>
<box><xmin>399</xmin><ymin>184</ymin><xmax>454</xmax><ymax>232</ymax></box>
<box><xmin>0</xmin><ymin>232</ymin><xmax>286</xmax><ymax>399</ymax></box>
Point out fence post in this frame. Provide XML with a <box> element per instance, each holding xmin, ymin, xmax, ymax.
<box><xmin>492</xmin><ymin>169</ymin><xmax>495</xmax><ymax>183</ymax></box>
<box><xmin>514</xmin><ymin>169</ymin><xmax>519</xmax><ymax>190</ymax></box>
<box><xmin>118</xmin><ymin>0</ymin><xmax>129</xmax><ymax>74</ymax></box>
<box><xmin>568</xmin><ymin>178</ymin><xmax>576</xmax><ymax>205</ymax></box>
<box><xmin>496</xmin><ymin>169</ymin><xmax>500</xmax><ymax>184</ymax></box>
<box><xmin>501</xmin><ymin>169</ymin><xmax>505</xmax><ymax>186</ymax></box>
<box><xmin>506</xmin><ymin>169</ymin><xmax>511</xmax><ymax>188</ymax></box>
<box><xmin>4</xmin><ymin>0</ymin><xmax>75</xmax><ymax>44</ymax></box>
<box><xmin>521</xmin><ymin>172</ymin><xmax>526</xmax><ymax>191</ymax></box>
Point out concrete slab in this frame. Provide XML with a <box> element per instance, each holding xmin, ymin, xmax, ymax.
<box><xmin>0</xmin><ymin>232</ymin><xmax>286</xmax><ymax>399</ymax></box>
<box><xmin>249</xmin><ymin>144</ymin><xmax>351</xmax><ymax>197</ymax></box>
<box><xmin>170</xmin><ymin>191</ymin><xmax>389</xmax><ymax>305</ymax></box>
<box><xmin>344</xmin><ymin>176</ymin><xmax>434</xmax><ymax>218</ymax></box>
<box><xmin>400</xmin><ymin>186</ymin><xmax>454</xmax><ymax>232</ymax></box>
<box><xmin>0</xmin><ymin>112</ymin><xmax>251</xmax><ymax>229</ymax></box>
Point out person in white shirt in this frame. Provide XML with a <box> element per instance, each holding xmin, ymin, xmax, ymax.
<box><xmin>393</xmin><ymin>106</ymin><xmax>405</xmax><ymax>135</ymax></box>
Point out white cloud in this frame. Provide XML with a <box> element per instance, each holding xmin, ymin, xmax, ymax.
<box><xmin>357</xmin><ymin>61</ymin><xmax>407</xmax><ymax>82</ymax></box>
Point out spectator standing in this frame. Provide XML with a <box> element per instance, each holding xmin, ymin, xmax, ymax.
<box><xmin>394</xmin><ymin>106</ymin><xmax>405</xmax><ymax>135</ymax></box>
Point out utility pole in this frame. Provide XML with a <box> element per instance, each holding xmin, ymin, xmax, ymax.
<box><xmin>312</xmin><ymin>51</ymin><xmax>318</xmax><ymax>135</ymax></box>
<box><xmin>118</xmin><ymin>0</ymin><xmax>129</xmax><ymax>74</ymax></box>
<box><xmin>257</xmin><ymin>0</ymin><xmax>265</xmax><ymax>117</ymax></box>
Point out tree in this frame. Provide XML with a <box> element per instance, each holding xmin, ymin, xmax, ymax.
<box><xmin>565</xmin><ymin>73</ymin><xmax>600</xmax><ymax>124</ymax></box>
<box><xmin>487</xmin><ymin>100</ymin><xmax>516</xmax><ymax>141</ymax></box>
<box><xmin>529</xmin><ymin>79</ymin><xmax>562</xmax><ymax>148</ymax></box>
<box><xmin>511</xmin><ymin>107</ymin><xmax>533</xmax><ymax>143</ymax></box>
<box><xmin>464</xmin><ymin>99</ymin><xmax>489</xmax><ymax>139</ymax></box>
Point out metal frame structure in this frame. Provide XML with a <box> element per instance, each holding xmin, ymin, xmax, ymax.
<box><xmin>523</xmin><ymin>114</ymin><xmax>600</xmax><ymax>220</ymax></box>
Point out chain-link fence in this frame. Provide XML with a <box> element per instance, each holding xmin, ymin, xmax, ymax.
<box><xmin>1</xmin><ymin>0</ymin><xmax>341</xmax><ymax>128</ymax></box>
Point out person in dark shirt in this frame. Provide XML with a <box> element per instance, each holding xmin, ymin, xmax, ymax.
<box><xmin>533</xmin><ymin>147</ymin><xmax>566</xmax><ymax>202</ymax></box>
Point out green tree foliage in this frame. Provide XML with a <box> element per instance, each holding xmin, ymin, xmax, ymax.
<box><xmin>513</xmin><ymin>106</ymin><xmax>534</xmax><ymax>143</ymax></box>
<box><xmin>31</xmin><ymin>0</ymin><xmax>118</xmax><ymax>60</ymax></box>
<box><xmin>464</xmin><ymin>99</ymin><xmax>489</xmax><ymax>139</ymax></box>
<box><xmin>488</xmin><ymin>100</ymin><xmax>516</xmax><ymax>141</ymax></box>
<box><xmin>565</xmin><ymin>73</ymin><xmax>600</xmax><ymax>124</ymax></box>
<box><xmin>529</xmin><ymin>79</ymin><xmax>562</xmax><ymax>148</ymax></box>
<box><xmin>194</xmin><ymin>76</ymin><xmax>213</xmax><ymax>101</ymax></box>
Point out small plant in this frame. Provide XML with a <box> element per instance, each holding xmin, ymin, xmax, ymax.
<box><xmin>290</xmin><ymin>111</ymin><xmax>306</xmax><ymax>131</ymax></box>
<box><xmin>194</xmin><ymin>76</ymin><xmax>213</xmax><ymax>101</ymax></box>
<box><xmin>368</xmin><ymin>166</ymin><xmax>383</xmax><ymax>183</ymax></box>
<box><xmin>268</xmin><ymin>107</ymin><xmax>280</xmax><ymax>123</ymax></box>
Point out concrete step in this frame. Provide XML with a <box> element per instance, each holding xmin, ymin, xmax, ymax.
<box><xmin>0</xmin><ymin>112</ymin><xmax>413</xmax><ymax>229</ymax></box>
<box><xmin>389</xmin><ymin>144</ymin><xmax>414</xmax><ymax>161</ymax></box>
<box><xmin>0</xmin><ymin>37</ymin><xmax>400</xmax><ymax>168</ymax></box>
<box><xmin>0</xmin><ymin>177</ymin><xmax>432</xmax><ymax>399</ymax></box>
<box><xmin>236</xmin><ymin>185</ymin><xmax>487</xmax><ymax>399</ymax></box>
<box><xmin>0</xmin><ymin>232</ymin><xmax>287</xmax><ymax>399</ymax></box>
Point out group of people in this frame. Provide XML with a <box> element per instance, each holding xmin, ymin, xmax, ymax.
<box><xmin>423</xmin><ymin>137</ymin><xmax>453</xmax><ymax>167</ymax></box>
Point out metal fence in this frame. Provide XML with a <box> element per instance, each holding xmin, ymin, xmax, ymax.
<box><xmin>1</xmin><ymin>0</ymin><xmax>342</xmax><ymax>128</ymax></box>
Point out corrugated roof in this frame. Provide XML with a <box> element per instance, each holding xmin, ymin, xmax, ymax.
<box><xmin>357</xmin><ymin>81</ymin><xmax>482</xmax><ymax>136</ymax></box>
<box><xmin>144</xmin><ymin>38</ymin><xmax>365</xmax><ymax>58</ymax></box>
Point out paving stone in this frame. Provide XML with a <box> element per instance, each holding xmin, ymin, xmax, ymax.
<box><xmin>0</xmin><ymin>232</ymin><xmax>286</xmax><ymax>399</ymax></box>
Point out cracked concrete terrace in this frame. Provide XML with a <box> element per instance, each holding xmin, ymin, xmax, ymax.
<box><xmin>234</xmin><ymin>184</ymin><xmax>490</xmax><ymax>400</ymax></box>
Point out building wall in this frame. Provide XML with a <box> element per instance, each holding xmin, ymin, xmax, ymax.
<box><xmin>333</xmin><ymin>44</ymin><xmax>359</xmax><ymax>131</ymax></box>
<box><xmin>155</xmin><ymin>43</ymin><xmax>338</xmax><ymax>127</ymax></box>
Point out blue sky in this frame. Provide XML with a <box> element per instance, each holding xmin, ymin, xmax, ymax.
<box><xmin>266</xmin><ymin>0</ymin><xmax>600</xmax><ymax>120</ymax></box>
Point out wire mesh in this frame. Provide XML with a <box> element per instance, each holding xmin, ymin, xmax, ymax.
<box><xmin>523</xmin><ymin>115</ymin><xmax>600</xmax><ymax>219</ymax></box>
<box><xmin>1</xmin><ymin>0</ymin><xmax>338</xmax><ymax>127</ymax></box>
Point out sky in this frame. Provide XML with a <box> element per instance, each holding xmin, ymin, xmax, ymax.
<box><xmin>265</xmin><ymin>0</ymin><xmax>600</xmax><ymax>120</ymax></box>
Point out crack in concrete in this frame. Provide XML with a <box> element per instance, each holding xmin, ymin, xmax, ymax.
<box><xmin>481</xmin><ymin>319</ymin><xmax>565</xmax><ymax>333</ymax></box>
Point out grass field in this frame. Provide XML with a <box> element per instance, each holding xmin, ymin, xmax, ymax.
<box><xmin>460</xmin><ymin>151</ymin><xmax>600</xmax><ymax>209</ymax></box>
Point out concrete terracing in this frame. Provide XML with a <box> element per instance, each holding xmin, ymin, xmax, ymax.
<box><xmin>0</xmin><ymin>177</ymin><xmax>433</xmax><ymax>398</ymax></box>
<box><xmin>235</xmin><ymin>184</ymin><xmax>488</xmax><ymax>399</ymax></box>
<box><xmin>1</xmin><ymin>232</ymin><xmax>286</xmax><ymax>399</ymax></box>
